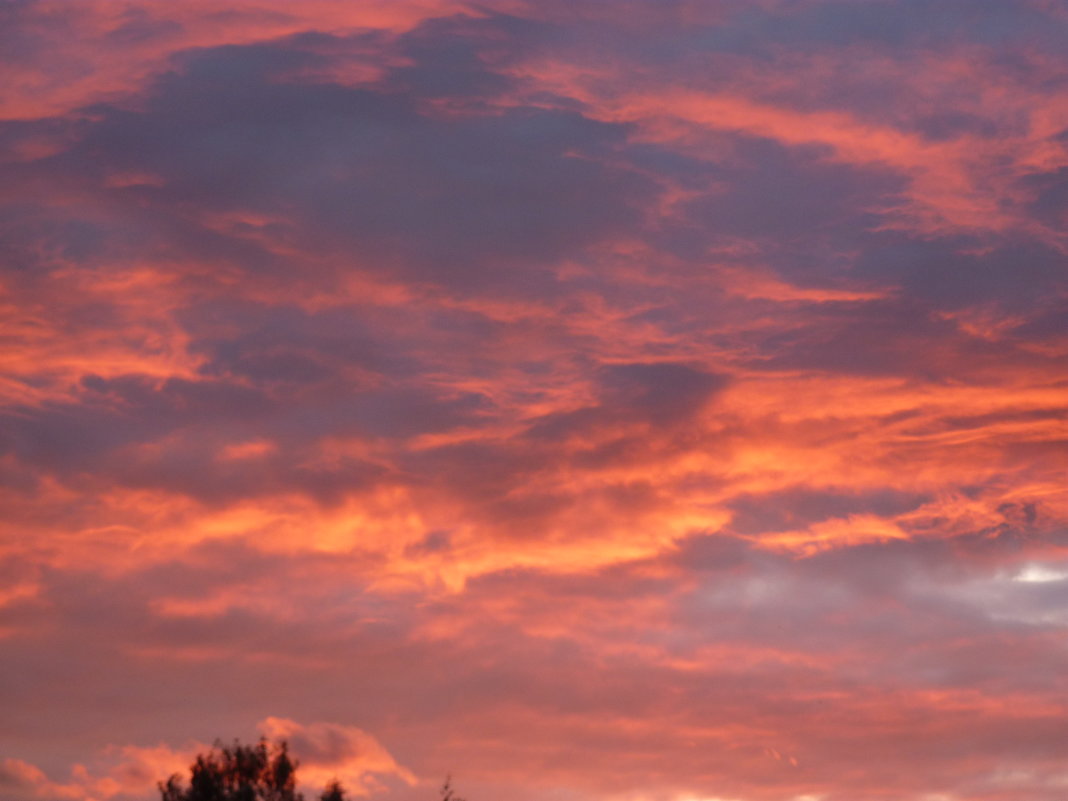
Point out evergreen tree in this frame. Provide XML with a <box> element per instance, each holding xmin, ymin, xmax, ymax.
<box><xmin>318</xmin><ymin>779</ymin><xmax>346</xmax><ymax>801</ymax></box>
<box><xmin>160</xmin><ymin>739</ymin><xmax>454</xmax><ymax>801</ymax></box>
<box><xmin>158</xmin><ymin>739</ymin><xmax>313</xmax><ymax>801</ymax></box>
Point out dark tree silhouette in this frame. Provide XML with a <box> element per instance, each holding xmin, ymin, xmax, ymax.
<box><xmin>159</xmin><ymin>738</ymin><xmax>456</xmax><ymax>801</ymax></box>
<box><xmin>439</xmin><ymin>775</ymin><xmax>464</xmax><ymax>801</ymax></box>
<box><xmin>318</xmin><ymin>779</ymin><xmax>346</xmax><ymax>801</ymax></box>
<box><xmin>158</xmin><ymin>738</ymin><xmax>334</xmax><ymax>801</ymax></box>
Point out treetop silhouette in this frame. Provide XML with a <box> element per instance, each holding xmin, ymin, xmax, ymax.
<box><xmin>158</xmin><ymin>738</ymin><xmax>343</xmax><ymax>801</ymax></box>
<box><xmin>159</xmin><ymin>738</ymin><xmax>457</xmax><ymax>801</ymax></box>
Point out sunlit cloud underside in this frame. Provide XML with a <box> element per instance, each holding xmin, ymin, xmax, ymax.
<box><xmin>1</xmin><ymin>2</ymin><xmax>1067</xmax><ymax>801</ymax></box>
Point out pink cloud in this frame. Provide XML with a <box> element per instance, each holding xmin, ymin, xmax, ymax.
<box><xmin>258</xmin><ymin>717</ymin><xmax>417</xmax><ymax>795</ymax></box>
<box><xmin>2</xmin><ymin>3</ymin><xmax>1067</xmax><ymax>801</ymax></box>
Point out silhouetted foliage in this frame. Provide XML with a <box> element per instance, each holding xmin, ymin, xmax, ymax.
<box><xmin>158</xmin><ymin>739</ymin><xmax>331</xmax><ymax>801</ymax></box>
<box><xmin>439</xmin><ymin>775</ymin><xmax>464</xmax><ymax>801</ymax></box>
<box><xmin>319</xmin><ymin>779</ymin><xmax>346</xmax><ymax>801</ymax></box>
<box><xmin>160</xmin><ymin>739</ymin><xmax>457</xmax><ymax>801</ymax></box>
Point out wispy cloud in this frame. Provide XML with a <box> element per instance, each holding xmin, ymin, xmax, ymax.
<box><xmin>2</xmin><ymin>2</ymin><xmax>1067</xmax><ymax>801</ymax></box>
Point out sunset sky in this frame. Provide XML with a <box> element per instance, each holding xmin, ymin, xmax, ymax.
<box><xmin>2</xmin><ymin>2</ymin><xmax>1068</xmax><ymax>800</ymax></box>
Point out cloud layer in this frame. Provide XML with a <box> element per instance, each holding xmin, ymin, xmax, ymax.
<box><xmin>2</xmin><ymin>2</ymin><xmax>1067</xmax><ymax>801</ymax></box>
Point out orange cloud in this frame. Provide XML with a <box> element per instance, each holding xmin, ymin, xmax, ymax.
<box><xmin>3</xmin><ymin>4</ymin><xmax>1068</xmax><ymax>801</ymax></box>
<box><xmin>258</xmin><ymin>717</ymin><xmax>416</xmax><ymax>795</ymax></box>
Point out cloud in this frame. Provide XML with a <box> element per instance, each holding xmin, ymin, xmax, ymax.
<box><xmin>0</xmin><ymin>718</ymin><xmax>412</xmax><ymax>801</ymax></box>
<box><xmin>45</xmin><ymin>29</ymin><xmax>654</xmax><ymax>292</ymax></box>
<box><xmin>259</xmin><ymin>717</ymin><xmax>416</xmax><ymax>795</ymax></box>
<box><xmin>0</xmin><ymin>759</ymin><xmax>74</xmax><ymax>801</ymax></box>
<box><xmin>3</xmin><ymin>2</ymin><xmax>1068</xmax><ymax>801</ymax></box>
<box><xmin>0</xmin><ymin>745</ymin><xmax>198</xmax><ymax>801</ymax></box>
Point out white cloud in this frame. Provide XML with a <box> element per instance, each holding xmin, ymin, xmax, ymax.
<box><xmin>1015</xmin><ymin>563</ymin><xmax>1068</xmax><ymax>583</ymax></box>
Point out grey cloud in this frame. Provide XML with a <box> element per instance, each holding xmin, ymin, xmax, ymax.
<box><xmin>726</xmin><ymin>487</ymin><xmax>931</xmax><ymax>537</ymax></box>
<box><xmin>54</xmin><ymin>32</ymin><xmax>655</xmax><ymax>292</ymax></box>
